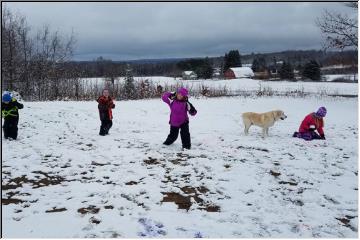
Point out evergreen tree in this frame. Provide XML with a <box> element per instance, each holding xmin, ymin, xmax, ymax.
<box><xmin>223</xmin><ymin>50</ymin><xmax>242</xmax><ymax>72</ymax></box>
<box><xmin>251</xmin><ymin>58</ymin><xmax>260</xmax><ymax>72</ymax></box>
<box><xmin>177</xmin><ymin>57</ymin><xmax>213</xmax><ymax>79</ymax></box>
<box><xmin>195</xmin><ymin>57</ymin><xmax>213</xmax><ymax>79</ymax></box>
<box><xmin>302</xmin><ymin>60</ymin><xmax>321</xmax><ymax>81</ymax></box>
<box><xmin>279</xmin><ymin>62</ymin><xmax>295</xmax><ymax>80</ymax></box>
<box><xmin>252</xmin><ymin>56</ymin><xmax>267</xmax><ymax>72</ymax></box>
<box><xmin>123</xmin><ymin>64</ymin><xmax>137</xmax><ymax>99</ymax></box>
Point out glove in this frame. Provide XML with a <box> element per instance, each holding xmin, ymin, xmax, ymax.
<box><xmin>188</xmin><ymin>102</ymin><xmax>197</xmax><ymax>115</ymax></box>
<box><xmin>170</xmin><ymin>92</ymin><xmax>176</xmax><ymax>100</ymax></box>
<box><xmin>320</xmin><ymin>134</ymin><xmax>326</xmax><ymax>140</ymax></box>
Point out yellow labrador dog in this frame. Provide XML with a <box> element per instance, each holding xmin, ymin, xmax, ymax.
<box><xmin>242</xmin><ymin>110</ymin><xmax>287</xmax><ymax>138</ymax></box>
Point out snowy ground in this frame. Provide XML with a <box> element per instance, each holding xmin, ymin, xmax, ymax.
<box><xmin>82</xmin><ymin>76</ymin><xmax>358</xmax><ymax>96</ymax></box>
<box><xmin>2</xmin><ymin>96</ymin><xmax>358</xmax><ymax>237</ymax></box>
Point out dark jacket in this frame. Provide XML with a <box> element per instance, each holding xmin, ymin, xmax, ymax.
<box><xmin>1</xmin><ymin>98</ymin><xmax>24</xmax><ymax>120</ymax></box>
<box><xmin>97</xmin><ymin>96</ymin><xmax>115</xmax><ymax>120</ymax></box>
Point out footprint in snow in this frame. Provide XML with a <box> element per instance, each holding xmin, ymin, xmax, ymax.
<box><xmin>137</xmin><ymin>218</ymin><xmax>166</xmax><ymax>237</ymax></box>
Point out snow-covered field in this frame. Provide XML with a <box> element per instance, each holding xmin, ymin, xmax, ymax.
<box><xmin>82</xmin><ymin>76</ymin><xmax>358</xmax><ymax>96</ymax></box>
<box><xmin>2</xmin><ymin>96</ymin><xmax>358</xmax><ymax>237</ymax></box>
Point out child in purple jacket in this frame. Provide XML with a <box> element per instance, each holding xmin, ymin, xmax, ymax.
<box><xmin>162</xmin><ymin>87</ymin><xmax>197</xmax><ymax>149</ymax></box>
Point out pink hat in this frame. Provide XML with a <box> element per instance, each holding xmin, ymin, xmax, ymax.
<box><xmin>178</xmin><ymin>87</ymin><xmax>188</xmax><ymax>97</ymax></box>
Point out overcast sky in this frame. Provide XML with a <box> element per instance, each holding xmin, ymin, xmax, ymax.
<box><xmin>4</xmin><ymin>2</ymin><xmax>357</xmax><ymax>61</ymax></box>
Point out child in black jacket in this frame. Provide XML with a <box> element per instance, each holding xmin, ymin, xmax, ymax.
<box><xmin>97</xmin><ymin>89</ymin><xmax>115</xmax><ymax>136</ymax></box>
<box><xmin>2</xmin><ymin>93</ymin><xmax>24</xmax><ymax>140</ymax></box>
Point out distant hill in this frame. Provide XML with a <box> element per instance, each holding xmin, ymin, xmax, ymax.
<box><xmin>70</xmin><ymin>49</ymin><xmax>357</xmax><ymax>78</ymax></box>
<box><xmin>73</xmin><ymin>49</ymin><xmax>357</xmax><ymax>68</ymax></box>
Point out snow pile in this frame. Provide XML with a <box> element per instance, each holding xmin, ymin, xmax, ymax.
<box><xmin>2</xmin><ymin>97</ymin><xmax>358</xmax><ymax>237</ymax></box>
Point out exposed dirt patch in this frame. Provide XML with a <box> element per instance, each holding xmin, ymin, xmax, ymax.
<box><xmin>237</xmin><ymin>145</ymin><xmax>269</xmax><ymax>152</ymax></box>
<box><xmin>162</xmin><ymin>185</ymin><xmax>218</xmax><ymax>212</ymax></box>
<box><xmin>3</xmin><ymin>172</ymin><xmax>66</xmax><ymax>190</ymax></box>
<box><xmin>161</xmin><ymin>192</ymin><xmax>192</xmax><ymax>210</ymax></box>
<box><xmin>2</xmin><ymin>198</ymin><xmax>24</xmax><ymax>205</ymax></box>
<box><xmin>197</xmin><ymin>186</ymin><xmax>209</xmax><ymax>194</ymax></box>
<box><xmin>270</xmin><ymin>170</ymin><xmax>281</xmax><ymax>177</ymax></box>
<box><xmin>278</xmin><ymin>181</ymin><xmax>298</xmax><ymax>186</ymax></box>
<box><xmin>91</xmin><ymin>161</ymin><xmax>109</xmax><ymax>166</ymax></box>
<box><xmin>169</xmin><ymin>158</ymin><xmax>188</xmax><ymax>166</ymax></box>
<box><xmin>89</xmin><ymin>216</ymin><xmax>101</xmax><ymax>224</ymax></box>
<box><xmin>125</xmin><ymin>181</ymin><xmax>139</xmax><ymax>185</ymax></box>
<box><xmin>46</xmin><ymin>207</ymin><xmax>67</xmax><ymax>213</ymax></box>
<box><xmin>78</xmin><ymin>205</ymin><xmax>100</xmax><ymax>215</ymax></box>
<box><xmin>31</xmin><ymin>171</ymin><xmax>66</xmax><ymax>188</ymax></box>
<box><xmin>181</xmin><ymin>186</ymin><xmax>197</xmax><ymax>194</ymax></box>
<box><xmin>144</xmin><ymin>157</ymin><xmax>160</xmax><ymax>165</ymax></box>
<box><xmin>336</xmin><ymin>217</ymin><xmax>350</xmax><ymax>224</ymax></box>
<box><xmin>176</xmin><ymin>152</ymin><xmax>191</xmax><ymax>158</ymax></box>
<box><xmin>200</xmin><ymin>205</ymin><xmax>221</xmax><ymax>212</ymax></box>
<box><xmin>335</xmin><ymin>217</ymin><xmax>357</xmax><ymax>231</ymax></box>
<box><xmin>2</xmin><ymin>175</ymin><xmax>28</xmax><ymax>190</ymax></box>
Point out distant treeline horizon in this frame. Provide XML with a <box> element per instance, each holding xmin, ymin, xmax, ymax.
<box><xmin>71</xmin><ymin>49</ymin><xmax>357</xmax><ymax>65</ymax></box>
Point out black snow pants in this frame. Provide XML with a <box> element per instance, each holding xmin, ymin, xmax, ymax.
<box><xmin>3</xmin><ymin>117</ymin><xmax>19</xmax><ymax>140</ymax></box>
<box><xmin>163</xmin><ymin>121</ymin><xmax>191</xmax><ymax>149</ymax></box>
<box><xmin>99</xmin><ymin>119</ymin><xmax>113</xmax><ymax>136</ymax></box>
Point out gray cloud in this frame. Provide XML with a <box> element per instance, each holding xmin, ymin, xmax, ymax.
<box><xmin>5</xmin><ymin>2</ymin><xmax>357</xmax><ymax>60</ymax></box>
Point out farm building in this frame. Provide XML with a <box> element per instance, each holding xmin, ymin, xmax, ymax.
<box><xmin>212</xmin><ymin>67</ymin><xmax>221</xmax><ymax>79</ymax></box>
<box><xmin>224</xmin><ymin>67</ymin><xmax>254</xmax><ymax>79</ymax></box>
<box><xmin>182</xmin><ymin>71</ymin><xmax>197</xmax><ymax>80</ymax></box>
<box><xmin>254</xmin><ymin>70</ymin><xmax>271</xmax><ymax>80</ymax></box>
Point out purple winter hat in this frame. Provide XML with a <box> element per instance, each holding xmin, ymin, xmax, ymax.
<box><xmin>178</xmin><ymin>87</ymin><xmax>189</xmax><ymax>97</ymax></box>
<box><xmin>315</xmin><ymin>106</ymin><xmax>327</xmax><ymax>117</ymax></box>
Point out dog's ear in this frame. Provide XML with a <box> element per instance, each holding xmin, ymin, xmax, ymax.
<box><xmin>274</xmin><ymin>110</ymin><xmax>282</xmax><ymax>120</ymax></box>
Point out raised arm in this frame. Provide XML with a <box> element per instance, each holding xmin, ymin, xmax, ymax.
<box><xmin>162</xmin><ymin>92</ymin><xmax>172</xmax><ymax>106</ymax></box>
<box><xmin>14</xmin><ymin>100</ymin><xmax>24</xmax><ymax>109</ymax></box>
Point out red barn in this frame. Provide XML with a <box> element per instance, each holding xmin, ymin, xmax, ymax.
<box><xmin>224</xmin><ymin>67</ymin><xmax>254</xmax><ymax>79</ymax></box>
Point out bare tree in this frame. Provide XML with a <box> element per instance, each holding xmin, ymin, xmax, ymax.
<box><xmin>2</xmin><ymin>6</ymin><xmax>77</xmax><ymax>100</ymax></box>
<box><xmin>316</xmin><ymin>3</ymin><xmax>358</xmax><ymax>50</ymax></box>
<box><xmin>1</xmin><ymin>7</ymin><xmax>22</xmax><ymax>90</ymax></box>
